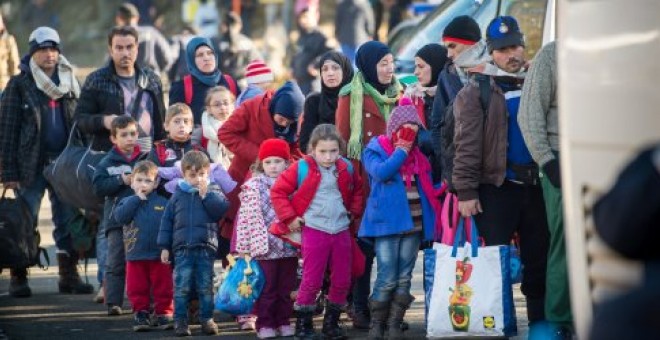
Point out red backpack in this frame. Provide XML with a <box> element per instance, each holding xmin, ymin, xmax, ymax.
<box><xmin>183</xmin><ymin>74</ymin><xmax>238</xmax><ymax>105</ymax></box>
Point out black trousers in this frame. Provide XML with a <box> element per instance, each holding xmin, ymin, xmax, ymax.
<box><xmin>474</xmin><ymin>181</ymin><xmax>550</xmax><ymax>322</ymax></box>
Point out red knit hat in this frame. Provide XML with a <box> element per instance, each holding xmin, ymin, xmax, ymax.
<box><xmin>245</xmin><ymin>60</ymin><xmax>274</xmax><ymax>85</ymax></box>
<box><xmin>258</xmin><ymin>138</ymin><xmax>290</xmax><ymax>161</ymax></box>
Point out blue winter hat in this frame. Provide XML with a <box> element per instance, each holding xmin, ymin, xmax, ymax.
<box><xmin>269</xmin><ymin>81</ymin><xmax>305</xmax><ymax>120</ymax></box>
<box><xmin>486</xmin><ymin>16</ymin><xmax>525</xmax><ymax>53</ymax></box>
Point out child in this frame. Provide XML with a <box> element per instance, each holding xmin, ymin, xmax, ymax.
<box><xmin>92</xmin><ymin>116</ymin><xmax>147</xmax><ymax>316</ymax></box>
<box><xmin>157</xmin><ymin>150</ymin><xmax>230</xmax><ymax>336</ymax></box>
<box><xmin>271</xmin><ymin>124</ymin><xmax>363</xmax><ymax>339</ymax></box>
<box><xmin>236</xmin><ymin>60</ymin><xmax>274</xmax><ymax>106</ymax></box>
<box><xmin>112</xmin><ymin>160</ymin><xmax>173</xmax><ymax>332</ymax></box>
<box><xmin>201</xmin><ymin>86</ymin><xmax>235</xmax><ymax>169</ymax></box>
<box><xmin>234</xmin><ymin>139</ymin><xmax>299</xmax><ymax>339</ymax></box>
<box><xmin>359</xmin><ymin>101</ymin><xmax>442</xmax><ymax>339</ymax></box>
<box><xmin>149</xmin><ymin>103</ymin><xmax>202</xmax><ymax>168</ymax></box>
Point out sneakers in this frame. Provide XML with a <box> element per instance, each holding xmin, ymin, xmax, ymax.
<box><xmin>238</xmin><ymin>314</ymin><xmax>257</xmax><ymax>331</ymax></box>
<box><xmin>257</xmin><ymin>327</ymin><xmax>278</xmax><ymax>339</ymax></box>
<box><xmin>279</xmin><ymin>324</ymin><xmax>295</xmax><ymax>337</ymax></box>
<box><xmin>93</xmin><ymin>287</ymin><xmax>104</xmax><ymax>303</ymax></box>
<box><xmin>133</xmin><ymin>311</ymin><xmax>151</xmax><ymax>332</ymax></box>
<box><xmin>107</xmin><ymin>305</ymin><xmax>123</xmax><ymax>316</ymax></box>
<box><xmin>155</xmin><ymin>315</ymin><xmax>174</xmax><ymax>330</ymax></box>
<box><xmin>174</xmin><ymin>319</ymin><xmax>191</xmax><ymax>337</ymax></box>
<box><xmin>201</xmin><ymin>319</ymin><xmax>219</xmax><ymax>335</ymax></box>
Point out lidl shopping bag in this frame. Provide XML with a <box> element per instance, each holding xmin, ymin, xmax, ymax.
<box><xmin>426</xmin><ymin>218</ymin><xmax>517</xmax><ymax>338</ymax></box>
<box><xmin>215</xmin><ymin>254</ymin><xmax>265</xmax><ymax>315</ymax></box>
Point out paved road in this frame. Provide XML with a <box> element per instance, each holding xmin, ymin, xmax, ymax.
<box><xmin>0</xmin><ymin>195</ymin><xmax>529</xmax><ymax>339</ymax></box>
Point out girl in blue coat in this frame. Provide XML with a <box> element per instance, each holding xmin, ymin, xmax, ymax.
<box><xmin>360</xmin><ymin>97</ymin><xmax>442</xmax><ymax>339</ymax></box>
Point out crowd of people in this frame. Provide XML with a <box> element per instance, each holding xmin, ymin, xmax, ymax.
<box><xmin>0</xmin><ymin>2</ymin><xmax>575</xmax><ymax>340</ymax></box>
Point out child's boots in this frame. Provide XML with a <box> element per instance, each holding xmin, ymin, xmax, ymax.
<box><xmin>321</xmin><ymin>302</ymin><xmax>347</xmax><ymax>339</ymax></box>
<box><xmin>294</xmin><ymin>306</ymin><xmax>317</xmax><ymax>340</ymax></box>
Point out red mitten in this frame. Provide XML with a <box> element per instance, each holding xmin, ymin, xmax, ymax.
<box><xmin>394</xmin><ymin>126</ymin><xmax>417</xmax><ymax>150</ymax></box>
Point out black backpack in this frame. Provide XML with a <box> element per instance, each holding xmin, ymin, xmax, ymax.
<box><xmin>0</xmin><ymin>188</ymin><xmax>47</xmax><ymax>269</ymax></box>
<box><xmin>440</xmin><ymin>74</ymin><xmax>492</xmax><ymax>191</ymax></box>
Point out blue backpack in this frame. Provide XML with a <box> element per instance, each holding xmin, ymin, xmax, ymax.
<box><xmin>296</xmin><ymin>157</ymin><xmax>354</xmax><ymax>187</ymax></box>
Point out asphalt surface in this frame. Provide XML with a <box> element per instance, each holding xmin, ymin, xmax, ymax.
<box><xmin>0</xmin><ymin>195</ymin><xmax>529</xmax><ymax>339</ymax></box>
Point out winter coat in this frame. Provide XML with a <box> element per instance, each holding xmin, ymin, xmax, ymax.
<box><xmin>452</xmin><ymin>77</ymin><xmax>508</xmax><ymax>202</ymax></box>
<box><xmin>74</xmin><ymin>61</ymin><xmax>166</xmax><ymax>151</ymax></box>
<box><xmin>234</xmin><ymin>174</ymin><xmax>298</xmax><ymax>259</ymax></box>
<box><xmin>335</xmin><ymin>91</ymin><xmax>390</xmax><ymax>198</ymax></box>
<box><xmin>218</xmin><ymin>91</ymin><xmax>304</xmax><ymax>184</ymax></box>
<box><xmin>291</xmin><ymin>29</ymin><xmax>328</xmax><ymax>87</ymax></box>
<box><xmin>0</xmin><ymin>31</ymin><xmax>19</xmax><ymax>90</ymax></box>
<box><xmin>271</xmin><ymin>155</ymin><xmax>363</xmax><ymax>233</ymax></box>
<box><xmin>135</xmin><ymin>25</ymin><xmax>175</xmax><ymax>75</ymax></box>
<box><xmin>169</xmin><ymin>74</ymin><xmax>240</xmax><ymax>125</ymax></box>
<box><xmin>0</xmin><ymin>61</ymin><xmax>77</xmax><ymax>186</ymax></box>
<box><xmin>92</xmin><ymin>146</ymin><xmax>147</xmax><ymax>234</ymax></box>
<box><xmin>113</xmin><ymin>193</ymin><xmax>169</xmax><ymax>261</ymax></box>
<box><xmin>157</xmin><ymin>184</ymin><xmax>230</xmax><ymax>252</ymax></box>
<box><xmin>411</xmin><ymin>95</ymin><xmax>440</xmax><ymax>182</ymax></box>
<box><xmin>359</xmin><ymin>138</ymin><xmax>437</xmax><ymax>241</ymax></box>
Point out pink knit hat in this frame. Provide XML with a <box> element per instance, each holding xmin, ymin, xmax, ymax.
<box><xmin>386</xmin><ymin>97</ymin><xmax>424</xmax><ymax>137</ymax></box>
<box><xmin>245</xmin><ymin>60</ymin><xmax>274</xmax><ymax>85</ymax></box>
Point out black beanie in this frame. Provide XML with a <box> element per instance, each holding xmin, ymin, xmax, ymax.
<box><xmin>442</xmin><ymin>15</ymin><xmax>481</xmax><ymax>45</ymax></box>
<box><xmin>415</xmin><ymin>44</ymin><xmax>448</xmax><ymax>86</ymax></box>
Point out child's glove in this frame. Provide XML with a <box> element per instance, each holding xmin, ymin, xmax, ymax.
<box><xmin>394</xmin><ymin>126</ymin><xmax>417</xmax><ymax>151</ymax></box>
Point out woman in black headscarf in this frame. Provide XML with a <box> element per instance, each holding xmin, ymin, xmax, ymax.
<box><xmin>299</xmin><ymin>51</ymin><xmax>354</xmax><ymax>153</ymax></box>
<box><xmin>407</xmin><ymin>43</ymin><xmax>448</xmax><ymax>181</ymax></box>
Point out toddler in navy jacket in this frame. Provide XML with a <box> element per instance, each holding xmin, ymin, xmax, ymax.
<box><xmin>157</xmin><ymin>150</ymin><xmax>229</xmax><ymax>336</ymax></box>
<box><xmin>113</xmin><ymin>160</ymin><xmax>173</xmax><ymax>331</ymax></box>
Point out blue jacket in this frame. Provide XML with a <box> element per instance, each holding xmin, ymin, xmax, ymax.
<box><xmin>92</xmin><ymin>147</ymin><xmax>146</xmax><ymax>234</ymax></box>
<box><xmin>359</xmin><ymin>137</ymin><xmax>437</xmax><ymax>241</ymax></box>
<box><xmin>113</xmin><ymin>193</ymin><xmax>169</xmax><ymax>261</ymax></box>
<box><xmin>157</xmin><ymin>184</ymin><xmax>230</xmax><ymax>252</ymax></box>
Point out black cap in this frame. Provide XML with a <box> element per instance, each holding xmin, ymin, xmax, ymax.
<box><xmin>443</xmin><ymin>15</ymin><xmax>481</xmax><ymax>45</ymax></box>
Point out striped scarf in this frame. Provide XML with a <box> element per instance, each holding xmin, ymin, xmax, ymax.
<box><xmin>29</xmin><ymin>55</ymin><xmax>80</xmax><ymax>100</ymax></box>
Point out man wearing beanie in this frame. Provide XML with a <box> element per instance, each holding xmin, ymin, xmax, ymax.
<box><xmin>431</xmin><ymin>15</ymin><xmax>491</xmax><ymax>187</ymax></box>
<box><xmin>452</xmin><ymin>15</ymin><xmax>551</xmax><ymax>335</ymax></box>
<box><xmin>0</xmin><ymin>26</ymin><xmax>94</xmax><ymax>297</ymax></box>
<box><xmin>236</xmin><ymin>60</ymin><xmax>274</xmax><ymax>106</ymax></box>
<box><xmin>218</xmin><ymin>81</ymin><xmax>305</xmax><ymax>239</ymax></box>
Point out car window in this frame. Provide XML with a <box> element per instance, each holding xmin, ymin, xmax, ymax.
<box><xmin>394</xmin><ymin>0</ymin><xmax>493</xmax><ymax>61</ymax></box>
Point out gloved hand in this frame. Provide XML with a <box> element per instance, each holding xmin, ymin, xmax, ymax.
<box><xmin>394</xmin><ymin>126</ymin><xmax>417</xmax><ymax>152</ymax></box>
<box><xmin>543</xmin><ymin>158</ymin><xmax>561</xmax><ymax>188</ymax></box>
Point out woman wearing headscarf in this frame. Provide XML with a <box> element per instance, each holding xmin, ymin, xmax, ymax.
<box><xmin>299</xmin><ymin>51</ymin><xmax>354</xmax><ymax>153</ymax></box>
<box><xmin>405</xmin><ymin>43</ymin><xmax>448</xmax><ymax>182</ymax></box>
<box><xmin>169</xmin><ymin>36</ymin><xmax>240</xmax><ymax>126</ymax></box>
<box><xmin>335</xmin><ymin>40</ymin><xmax>402</xmax><ymax>331</ymax></box>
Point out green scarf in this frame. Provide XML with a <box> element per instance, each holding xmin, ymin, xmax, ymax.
<box><xmin>340</xmin><ymin>72</ymin><xmax>402</xmax><ymax>160</ymax></box>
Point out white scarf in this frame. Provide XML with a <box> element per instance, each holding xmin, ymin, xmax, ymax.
<box><xmin>454</xmin><ymin>40</ymin><xmax>492</xmax><ymax>85</ymax></box>
<box><xmin>29</xmin><ymin>55</ymin><xmax>80</xmax><ymax>100</ymax></box>
<box><xmin>201</xmin><ymin>111</ymin><xmax>233</xmax><ymax>169</ymax></box>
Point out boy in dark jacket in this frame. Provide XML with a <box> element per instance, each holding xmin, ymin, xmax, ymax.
<box><xmin>148</xmin><ymin>103</ymin><xmax>201</xmax><ymax>168</ymax></box>
<box><xmin>158</xmin><ymin>151</ymin><xmax>230</xmax><ymax>336</ymax></box>
<box><xmin>113</xmin><ymin>160</ymin><xmax>173</xmax><ymax>332</ymax></box>
<box><xmin>93</xmin><ymin>116</ymin><xmax>147</xmax><ymax>316</ymax></box>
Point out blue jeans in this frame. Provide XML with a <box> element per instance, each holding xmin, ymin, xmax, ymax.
<box><xmin>19</xmin><ymin>171</ymin><xmax>79</xmax><ymax>254</ymax></box>
<box><xmin>371</xmin><ymin>232</ymin><xmax>422</xmax><ymax>302</ymax></box>
<box><xmin>173</xmin><ymin>248</ymin><xmax>215</xmax><ymax>322</ymax></box>
<box><xmin>340</xmin><ymin>44</ymin><xmax>358</xmax><ymax>67</ymax></box>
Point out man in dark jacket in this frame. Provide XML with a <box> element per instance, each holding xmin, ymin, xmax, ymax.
<box><xmin>74</xmin><ymin>25</ymin><xmax>166</xmax><ymax>153</ymax></box>
<box><xmin>291</xmin><ymin>8</ymin><xmax>329</xmax><ymax>95</ymax></box>
<box><xmin>452</xmin><ymin>16</ymin><xmax>550</xmax><ymax>331</ymax></box>
<box><xmin>0</xmin><ymin>27</ymin><xmax>93</xmax><ymax>297</ymax></box>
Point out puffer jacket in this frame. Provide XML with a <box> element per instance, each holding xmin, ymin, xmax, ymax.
<box><xmin>157</xmin><ymin>184</ymin><xmax>230</xmax><ymax>252</ymax></box>
<box><xmin>113</xmin><ymin>193</ymin><xmax>169</xmax><ymax>261</ymax></box>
